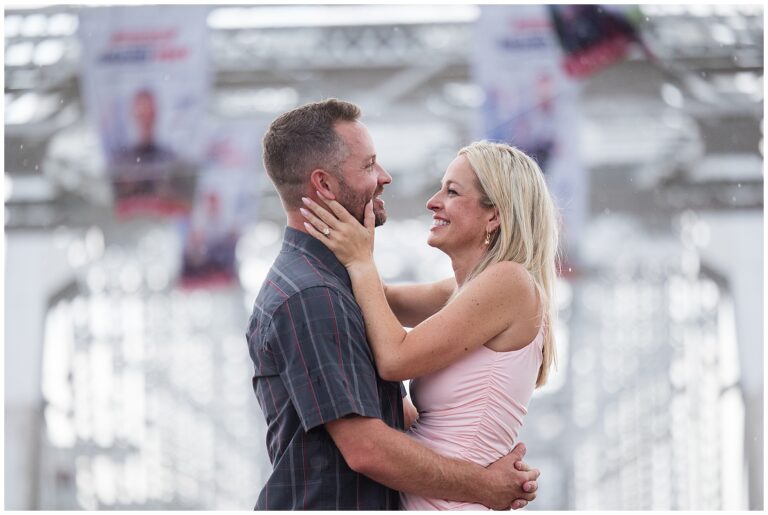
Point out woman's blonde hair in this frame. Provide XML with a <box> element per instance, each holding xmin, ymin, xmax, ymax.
<box><xmin>458</xmin><ymin>141</ymin><xmax>560</xmax><ymax>387</ymax></box>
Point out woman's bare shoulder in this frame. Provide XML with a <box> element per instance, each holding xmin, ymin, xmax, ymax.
<box><xmin>480</xmin><ymin>261</ymin><xmax>534</xmax><ymax>289</ymax></box>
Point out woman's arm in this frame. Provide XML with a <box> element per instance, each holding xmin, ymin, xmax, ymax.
<box><xmin>384</xmin><ymin>278</ymin><xmax>456</xmax><ymax>328</ymax></box>
<box><xmin>301</xmin><ymin>196</ymin><xmax>532</xmax><ymax>381</ymax></box>
<box><xmin>349</xmin><ymin>260</ymin><xmax>529</xmax><ymax>380</ymax></box>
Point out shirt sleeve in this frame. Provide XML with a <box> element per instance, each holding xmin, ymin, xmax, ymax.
<box><xmin>269</xmin><ymin>286</ymin><xmax>384</xmax><ymax>431</ymax></box>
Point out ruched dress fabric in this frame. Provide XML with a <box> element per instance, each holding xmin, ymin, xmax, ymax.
<box><xmin>401</xmin><ymin>327</ymin><xmax>543</xmax><ymax>510</ymax></box>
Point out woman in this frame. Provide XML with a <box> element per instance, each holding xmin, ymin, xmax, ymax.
<box><xmin>301</xmin><ymin>141</ymin><xmax>559</xmax><ymax>510</ymax></box>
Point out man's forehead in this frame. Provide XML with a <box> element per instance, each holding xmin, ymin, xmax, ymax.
<box><xmin>335</xmin><ymin>120</ymin><xmax>375</xmax><ymax>158</ymax></box>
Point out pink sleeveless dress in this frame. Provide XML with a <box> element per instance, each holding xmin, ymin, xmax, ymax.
<box><xmin>401</xmin><ymin>327</ymin><xmax>544</xmax><ymax>510</ymax></box>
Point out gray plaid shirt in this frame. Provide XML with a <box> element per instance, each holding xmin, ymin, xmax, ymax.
<box><xmin>247</xmin><ymin>227</ymin><xmax>404</xmax><ymax>510</ymax></box>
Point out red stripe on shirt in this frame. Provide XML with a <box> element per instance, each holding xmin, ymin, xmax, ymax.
<box><xmin>302</xmin><ymin>255</ymin><xmax>358</xmax><ymax>410</ymax></box>
<box><xmin>283</xmin><ymin>301</ymin><xmax>323</xmax><ymax>422</ymax></box>
<box><xmin>268</xmin><ymin>280</ymin><xmax>288</xmax><ymax>299</ymax></box>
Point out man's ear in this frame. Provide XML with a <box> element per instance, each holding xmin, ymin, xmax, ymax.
<box><xmin>309</xmin><ymin>169</ymin><xmax>337</xmax><ymax>200</ymax></box>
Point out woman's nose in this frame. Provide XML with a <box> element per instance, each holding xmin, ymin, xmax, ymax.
<box><xmin>426</xmin><ymin>191</ymin><xmax>441</xmax><ymax>211</ymax></box>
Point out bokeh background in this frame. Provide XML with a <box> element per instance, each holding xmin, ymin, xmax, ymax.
<box><xmin>4</xmin><ymin>4</ymin><xmax>763</xmax><ymax>510</ymax></box>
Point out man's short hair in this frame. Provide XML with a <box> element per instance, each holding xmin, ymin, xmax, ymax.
<box><xmin>263</xmin><ymin>98</ymin><xmax>362</xmax><ymax>208</ymax></box>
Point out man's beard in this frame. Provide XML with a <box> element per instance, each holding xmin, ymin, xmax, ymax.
<box><xmin>336</xmin><ymin>177</ymin><xmax>387</xmax><ymax>227</ymax></box>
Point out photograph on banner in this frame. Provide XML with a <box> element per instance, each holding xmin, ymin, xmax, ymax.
<box><xmin>473</xmin><ymin>4</ymin><xmax>588</xmax><ymax>254</ymax></box>
<box><xmin>179</xmin><ymin>120</ymin><xmax>265</xmax><ymax>289</ymax></box>
<box><xmin>78</xmin><ymin>5</ymin><xmax>210</xmax><ymax>218</ymax></box>
<box><xmin>548</xmin><ymin>5</ymin><xmax>652</xmax><ymax>78</ymax></box>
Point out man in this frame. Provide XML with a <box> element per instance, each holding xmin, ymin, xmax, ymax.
<box><xmin>246</xmin><ymin>98</ymin><xmax>540</xmax><ymax>509</ymax></box>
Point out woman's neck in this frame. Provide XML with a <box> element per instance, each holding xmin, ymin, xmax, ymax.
<box><xmin>449</xmin><ymin>245</ymin><xmax>486</xmax><ymax>287</ymax></box>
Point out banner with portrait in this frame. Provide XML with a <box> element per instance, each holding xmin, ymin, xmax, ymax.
<box><xmin>78</xmin><ymin>6</ymin><xmax>210</xmax><ymax>218</ymax></box>
<box><xmin>179</xmin><ymin>120</ymin><xmax>265</xmax><ymax>289</ymax></box>
<box><xmin>474</xmin><ymin>4</ymin><xmax>587</xmax><ymax>254</ymax></box>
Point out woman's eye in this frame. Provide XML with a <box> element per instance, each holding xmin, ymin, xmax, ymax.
<box><xmin>447</xmin><ymin>189</ymin><xmax>458</xmax><ymax>195</ymax></box>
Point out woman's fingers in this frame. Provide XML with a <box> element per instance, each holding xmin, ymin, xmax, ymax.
<box><xmin>301</xmin><ymin>197</ymin><xmax>339</xmax><ymax>228</ymax></box>
<box><xmin>315</xmin><ymin>191</ymin><xmax>357</xmax><ymax>223</ymax></box>
<box><xmin>363</xmin><ymin>200</ymin><xmax>375</xmax><ymax>230</ymax></box>
<box><xmin>299</xmin><ymin>207</ymin><xmax>332</xmax><ymax>235</ymax></box>
<box><xmin>304</xmin><ymin>221</ymin><xmax>340</xmax><ymax>254</ymax></box>
<box><xmin>303</xmin><ymin>221</ymin><xmax>326</xmax><ymax>242</ymax></box>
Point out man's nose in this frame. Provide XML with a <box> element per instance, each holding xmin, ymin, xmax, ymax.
<box><xmin>377</xmin><ymin>164</ymin><xmax>392</xmax><ymax>185</ymax></box>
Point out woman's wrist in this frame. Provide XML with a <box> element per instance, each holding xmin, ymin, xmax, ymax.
<box><xmin>347</xmin><ymin>258</ymin><xmax>377</xmax><ymax>278</ymax></box>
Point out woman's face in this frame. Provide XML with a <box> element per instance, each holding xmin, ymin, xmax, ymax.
<box><xmin>426</xmin><ymin>155</ymin><xmax>495</xmax><ymax>253</ymax></box>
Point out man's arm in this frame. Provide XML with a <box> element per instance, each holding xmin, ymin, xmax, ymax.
<box><xmin>326</xmin><ymin>416</ymin><xmax>539</xmax><ymax>510</ymax></box>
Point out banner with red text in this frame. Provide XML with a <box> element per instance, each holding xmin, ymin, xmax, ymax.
<box><xmin>79</xmin><ymin>6</ymin><xmax>210</xmax><ymax>218</ymax></box>
<box><xmin>474</xmin><ymin>4</ymin><xmax>587</xmax><ymax>254</ymax></box>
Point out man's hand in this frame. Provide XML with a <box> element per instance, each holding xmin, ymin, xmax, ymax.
<box><xmin>482</xmin><ymin>442</ymin><xmax>540</xmax><ymax>510</ymax></box>
<box><xmin>403</xmin><ymin>397</ymin><xmax>419</xmax><ymax>429</ymax></box>
<box><xmin>510</xmin><ymin>455</ymin><xmax>539</xmax><ymax>510</ymax></box>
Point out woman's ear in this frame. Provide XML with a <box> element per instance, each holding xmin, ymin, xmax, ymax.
<box><xmin>486</xmin><ymin>206</ymin><xmax>501</xmax><ymax>233</ymax></box>
<box><xmin>309</xmin><ymin>169</ymin><xmax>337</xmax><ymax>199</ymax></box>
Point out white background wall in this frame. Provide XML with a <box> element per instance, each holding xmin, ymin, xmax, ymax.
<box><xmin>697</xmin><ymin>211</ymin><xmax>764</xmax><ymax>509</ymax></box>
<box><xmin>5</xmin><ymin>231</ymin><xmax>75</xmax><ymax>509</ymax></box>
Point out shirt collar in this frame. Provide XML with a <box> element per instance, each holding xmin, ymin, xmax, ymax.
<box><xmin>281</xmin><ymin>227</ymin><xmax>351</xmax><ymax>286</ymax></box>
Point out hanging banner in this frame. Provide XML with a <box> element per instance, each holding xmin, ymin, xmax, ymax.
<box><xmin>179</xmin><ymin>120</ymin><xmax>265</xmax><ymax>289</ymax></box>
<box><xmin>474</xmin><ymin>4</ymin><xmax>587</xmax><ymax>255</ymax></box>
<box><xmin>548</xmin><ymin>5</ymin><xmax>650</xmax><ymax>78</ymax></box>
<box><xmin>78</xmin><ymin>6</ymin><xmax>210</xmax><ymax>218</ymax></box>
